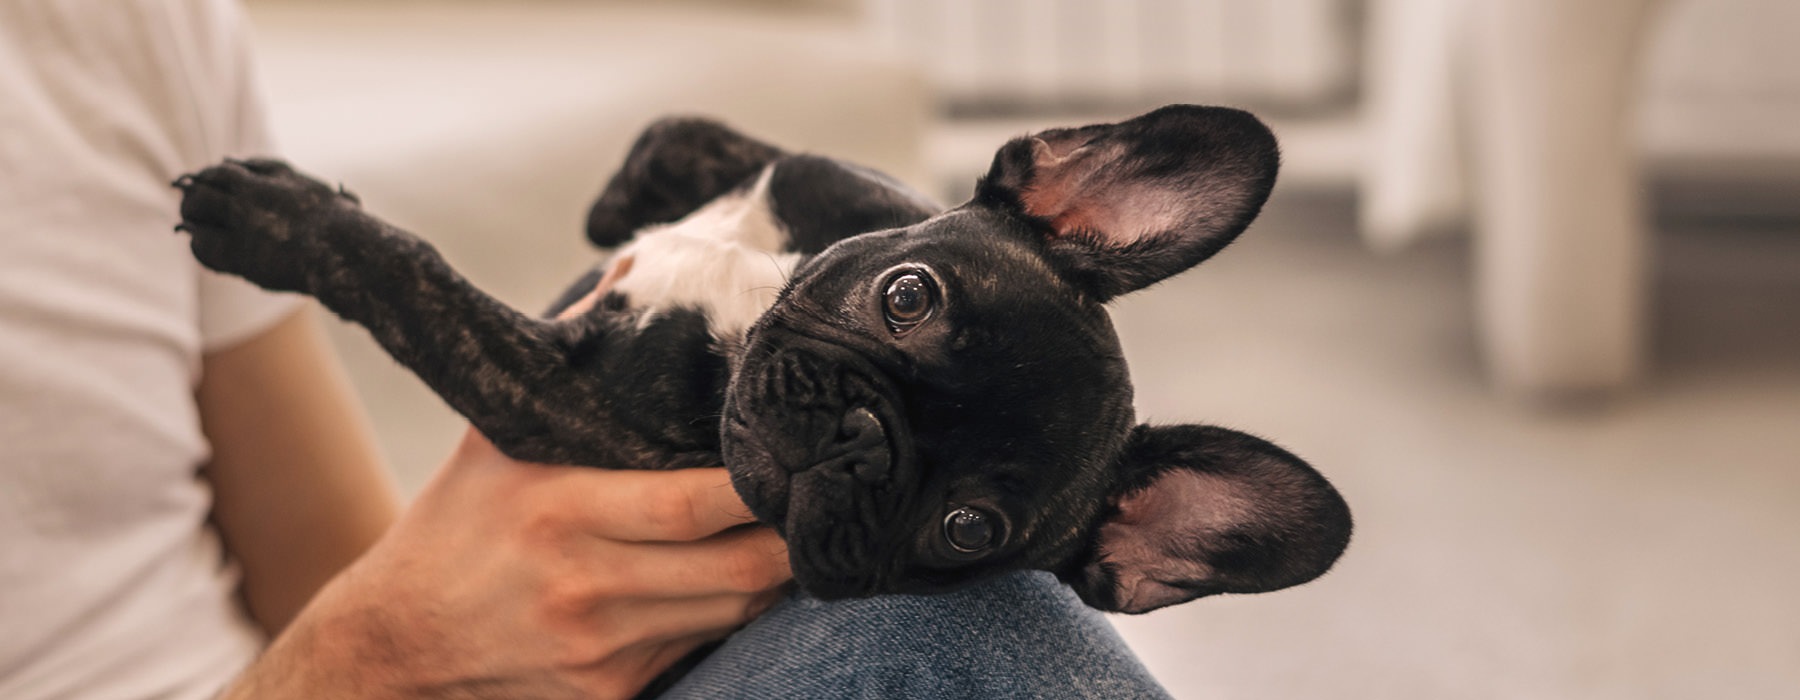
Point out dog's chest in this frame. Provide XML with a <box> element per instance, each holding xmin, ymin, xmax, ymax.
<box><xmin>607</xmin><ymin>168</ymin><xmax>802</xmax><ymax>338</ymax></box>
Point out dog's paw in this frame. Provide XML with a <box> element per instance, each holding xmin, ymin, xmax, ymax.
<box><xmin>173</xmin><ymin>158</ymin><xmax>360</xmax><ymax>292</ymax></box>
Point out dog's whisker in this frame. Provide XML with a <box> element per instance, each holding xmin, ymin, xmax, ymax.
<box><xmin>756</xmin><ymin>249</ymin><xmax>794</xmax><ymax>288</ymax></box>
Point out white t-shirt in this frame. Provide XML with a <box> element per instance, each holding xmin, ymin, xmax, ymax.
<box><xmin>0</xmin><ymin>2</ymin><xmax>300</xmax><ymax>697</ymax></box>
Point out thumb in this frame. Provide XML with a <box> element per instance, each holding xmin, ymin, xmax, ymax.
<box><xmin>419</xmin><ymin>427</ymin><xmax>514</xmax><ymax>490</ymax></box>
<box><xmin>449</xmin><ymin>426</ymin><xmax>505</xmax><ymax>464</ymax></box>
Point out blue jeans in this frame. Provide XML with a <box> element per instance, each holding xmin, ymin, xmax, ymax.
<box><xmin>663</xmin><ymin>571</ymin><xmax>1171</xmax><ymax>699</ymax></box>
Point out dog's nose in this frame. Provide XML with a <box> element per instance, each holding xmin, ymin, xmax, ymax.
<box><xmin>799</xmin><ymin>406</ymin><xmax>890</xmax><ymax>483</ymax></box>
<box><xmin>839</xmin><ymin>407</ymin><xmax>881</xmax><ymax>445</ymax></box>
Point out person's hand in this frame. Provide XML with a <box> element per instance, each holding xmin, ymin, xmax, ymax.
<box><xmin>224</xmin><ymin>430</ymin><xmax>791</xmax><ymax>699</ymax></box>
<box><xmin>224</xmin><ymin>265</ymin><xmax>791</xmax><ymax>699</ymax></box>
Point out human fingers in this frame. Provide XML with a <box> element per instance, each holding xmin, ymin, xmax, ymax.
<box><xmin>433</xmin><ymin>436</ymin><xmax>758</xmax><ymax>544</ymax></box>
<box><xmin>554</xmin><ymin>254</ymin><xmax>634</xmax><ymax>320</ymax></box>
<box><xmin>547</xmin><ymin>467</ymin><xmax>757</xmax><ymax>542</ymax></box>
<box><xmin>594</xmin><ymin>526</ymin><xmax>792</xmax><ymax>598</ymax></box>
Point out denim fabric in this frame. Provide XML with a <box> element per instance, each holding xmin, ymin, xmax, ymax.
<box><xmin>662</xmin><ymin>571</ymin><xmax>1172</xmax><ymax>699</ymax></box>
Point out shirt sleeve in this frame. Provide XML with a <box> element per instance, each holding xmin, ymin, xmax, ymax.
<box><xmin>197</xmin><ymin>271</ymin><xmax>302</xmax><ymax>352</ymax></box>
<box><xmin>193</xmin><ymin>0</ymin><xmax>302</xmax><ymax>353</ymax></box>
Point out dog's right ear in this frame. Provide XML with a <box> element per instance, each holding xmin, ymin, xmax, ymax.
<box><xmin>585</xmin><ymin>117</ymin><xmax>784</xmax><ymax>248</ymax></box>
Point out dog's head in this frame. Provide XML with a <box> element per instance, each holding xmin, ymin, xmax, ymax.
<box><xmin>714</xmin><ymin>106</ymin><xmax>1351</xmax><ymax>612</ymax></box>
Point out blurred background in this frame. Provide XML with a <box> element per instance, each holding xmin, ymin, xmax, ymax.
<box><xmin>241</xmin><ymin>0</ymin><xmax>1800</xmax><ymax>697</ymax></box>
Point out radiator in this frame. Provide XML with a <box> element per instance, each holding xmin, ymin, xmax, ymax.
<box><xmin>862</xmin><ymin>0</ymin><xmax>1359</xmax><ymax>113</ymax></box>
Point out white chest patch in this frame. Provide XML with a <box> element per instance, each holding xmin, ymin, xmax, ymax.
<box><xmin>607</xmin><ymin>167</ymin><xmax>801</xmax><ymax>338</ymax></box>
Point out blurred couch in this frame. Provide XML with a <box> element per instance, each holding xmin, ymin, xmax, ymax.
<box><xmin>245</xmin><ymin>0</ymin><xmax>929</xmax><ymax>485</ymax></box>
<box><xmin>1360</xmin><ymin>0</ymin><xmax>1800</xmax><ymax>397</ymax></box>
<box><xmin>870</xmin><ymin>0</ymin><xmax>1800</xmax><ymax>397</ymax></box>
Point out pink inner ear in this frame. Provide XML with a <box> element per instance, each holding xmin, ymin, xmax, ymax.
<box><xmin>1095</xmin><ymin>469</ymin><xmax>1253</xmax><ymax>612</ymax></box>
<box><xmin>1017</xmin><ymin>138</ymin><xmax>1192</xmax><ymax>246</ymax></box>
<box><xmin>1017</xmin><ymin>137</ymin><xmax>1092</xmax><ymax>224</ymax></box>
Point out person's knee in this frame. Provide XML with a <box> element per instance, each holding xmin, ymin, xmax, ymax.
<box><xmin>666</xmin><ymin>572</ymin><xmax>1171</xmax><ymax>699</ymax></box>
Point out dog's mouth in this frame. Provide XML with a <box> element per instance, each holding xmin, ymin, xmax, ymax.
<box><xmin>721</xmin><ymin>335</ymin><xmax>919</xmax><ymax>596</ymax></box>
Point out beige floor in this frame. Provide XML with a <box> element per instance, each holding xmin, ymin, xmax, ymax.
<box><xmin>1101</xmin><ymin>192</ymin><xmax>1800</xmax><ymax>699</ymax></box>
<box><xmin>325</xmin><ymin>183</ymin><xmax>1800</xmax><ymax>698</ymax></box>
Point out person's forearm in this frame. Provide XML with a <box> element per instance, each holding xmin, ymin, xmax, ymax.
<box><xmin>200</xmin><ymin>309</ymin><xmax>400</xmax><ymax>634</ymax></box>
<box><xmin>220</xmin><ymin>625</ymin><xmax>354</xmax><ymax>699</ymax></box>
<box><xmin>220</xmin><ymin>581</ymin><xmax>390</xmax><ymax>700</ymax></box>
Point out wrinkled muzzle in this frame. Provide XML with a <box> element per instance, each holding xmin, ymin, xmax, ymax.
<box><xmin>721</xmin><ymin>335</ymin><xmax>920</xmax><ymax>597</ymax></box>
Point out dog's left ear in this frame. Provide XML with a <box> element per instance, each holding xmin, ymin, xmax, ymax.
<box><xmin>1063</xmin><ymin>425</ymin><xmax>1352</xmax><ymax>614</ymax></box>
<box><xmin>975</xmin><ymin>105</ymin><xmax>1279</xmax><ymax>300</ymax></box>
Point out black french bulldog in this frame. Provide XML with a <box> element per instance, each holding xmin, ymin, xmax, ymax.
<box><xmin>174</xmin><ymin>105</ymin><xmax>1351</xmax><ymax>614</ymax></box>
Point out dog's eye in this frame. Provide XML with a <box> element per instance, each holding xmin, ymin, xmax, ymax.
<box><xmin>883</xmin><ymin>271</ymin><xmax>936</xmax><ymax>332</ymax></box>
<box><xmin>943</xmin><ymin>506</ymin><xmax>1000</xmax><ymax>554</ymax></box>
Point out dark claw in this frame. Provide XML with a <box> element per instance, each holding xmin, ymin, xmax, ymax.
<box><xmin>173</xmin><ymin>223</ymin><xmax>188</xmax><ymax>234</ymax></box>
<box><xmin>171</xmin><ymin>174</ymin><xmax>195</xmax><ymax>190</ymax></box>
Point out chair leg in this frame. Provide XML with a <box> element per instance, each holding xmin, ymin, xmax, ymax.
<box><xmin>1466</xmin><ymin>0</ymin><xmax>1662</xmax><ymax>397</ymax></box>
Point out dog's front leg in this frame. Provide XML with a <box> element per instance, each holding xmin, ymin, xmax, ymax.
<box><xmin>173</xmin><ymin>159</ymin><xmax>651</xmax><ymax>466</ymax></box>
